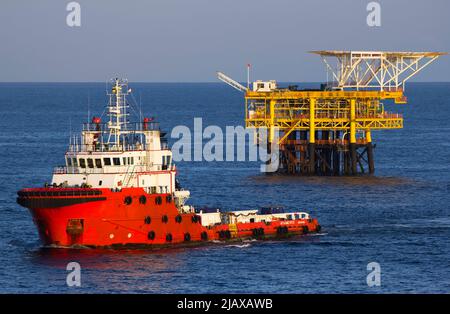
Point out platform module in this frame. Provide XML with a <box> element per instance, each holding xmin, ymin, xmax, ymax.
<box><xmin>218</xmin><ymin>51</ymin><xmax>445</xmax><ymax>175</ymax></box>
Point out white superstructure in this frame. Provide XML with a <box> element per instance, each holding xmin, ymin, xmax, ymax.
<box><xmin>52</xmin><ymin>78</ymin><xmax>188</xmax><ymax>203</ymax></box>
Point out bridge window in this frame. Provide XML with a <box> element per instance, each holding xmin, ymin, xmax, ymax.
<box><xmin>130</xmin><ymin>157</ymin><xmax>134</xmax><ymax>165</ymax></box>
<box><xmin>103</xmin><ymin>158</ymin><xmax>111</xmax><ymax>166</ymax></box>
<box><xmin>72</xmin><ymin>158</ymin><xmax>78</xmax><ymax>167</ymax></box>
<box><xmin>95</xmin><ymin>159</ymin><xmax>102</xmax><ymax>168</ymax></box>
<box><xmin>87</xmin><ymin>158</ymin><xmax>94</xmax><ymax>168</ymax></box>
<box><xmin>79</xmin><ymin>159</ymin><xmax>86</xmax><ymax>168</ymax></box>
<box><xmin>67</xmin><ymin>157</ymin><xmax>72</xmax><ymax>167</ymax></box>
<box><xmin>123</xmin><ymin>157</ymin><xmax>127</xmax><ymax>165</ymax></box>
<box><xmin>113</xmin><ymin>158</ymin><xmax>120</xmax><ymax>166</ymax></box>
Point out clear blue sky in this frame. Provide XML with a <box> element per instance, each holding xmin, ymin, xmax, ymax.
<box><xmin>0</xmin><ymin>0</ymin><xmax>449</xmax><ymax>82</ymax></box>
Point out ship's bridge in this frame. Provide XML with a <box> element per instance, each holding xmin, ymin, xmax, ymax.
<box><xmin>78</xmin><ymin>120</ymin><xmax>167</xmax><ymax>153</ymax></box>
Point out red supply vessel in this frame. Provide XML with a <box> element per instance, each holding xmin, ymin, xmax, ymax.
<box><xmin>17</xmin><ymin>78</ymin><xmax>321</xmax><ymax>248</ymax></box>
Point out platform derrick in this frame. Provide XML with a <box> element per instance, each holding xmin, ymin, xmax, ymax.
<box><xmin>218</xmin><ymin>51</ymin><xmax>445</xmax><ymax>175</ymax></box>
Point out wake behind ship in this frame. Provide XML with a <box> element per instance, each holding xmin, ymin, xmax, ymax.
<box><xmin>17</xmin><ymin>78</ymin><xmax>320</xmax><ymax>248</ymax></box>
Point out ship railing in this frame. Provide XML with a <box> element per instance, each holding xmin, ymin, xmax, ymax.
<box><xmin>68</xmin><ymin>143</ymin><xmax>148</xmax><ymax>153</ymax></box>
<box><xmin>53</xmin><ymin>166</ymin><xmax>71</xmax><ymax>174</ymax></box>
<box><xmin>53</xmin><ymin>166</ymin><xmax>103</xmax><ymax>174</ymax></box>
<box><xmin>68</xmin><ymin>143</ymin><xmax>172</xmax><ymax>153</ymax></box>
<box><xmin>53</xmin><ymin>164</ymin><xmax>176</xmax><ymax>175</ymax></box>
<box><xmin>82</xmin><ymin>122</ymin><xmax>160</xmax><ymax>132</ymax></box>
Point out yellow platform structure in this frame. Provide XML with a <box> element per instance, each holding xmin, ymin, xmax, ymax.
<box><xmin>219</xmin><ymin>51</ymin><xmax>445</xmax><ymax>175</ymax></box>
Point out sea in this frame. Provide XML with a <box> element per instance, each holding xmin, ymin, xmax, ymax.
<box><xmin>0</xmin><ymin>82</ymin><xmax>449</xmax><ymax>293</ymax></box>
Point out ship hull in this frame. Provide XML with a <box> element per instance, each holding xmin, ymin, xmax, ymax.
<box><xmin>17</xmin><ymin>188</ymin><xmax>320</xmax><ymax>248</ymax></box>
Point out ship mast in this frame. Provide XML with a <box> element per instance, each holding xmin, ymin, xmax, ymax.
<box><xmin>107</xmin><ymin>78</ymin><xmax>130</xmax><ymax>149</ymax></box>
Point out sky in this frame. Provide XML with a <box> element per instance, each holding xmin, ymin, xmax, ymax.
<box><xmin>0</xmin><ymin>0</ymin><xmax>449</xmax><ymax>82</ymax></box>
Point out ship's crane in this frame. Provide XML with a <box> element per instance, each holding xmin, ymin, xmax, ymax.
<box><xmin>218</xmin><ymin>50</ymin><xmax>446</xmax><ymax>176</ymax></box>
<box><xmin>216</xmin><ymin>71</ymin><xmax>247</xmax><ymax>92</ymax></box>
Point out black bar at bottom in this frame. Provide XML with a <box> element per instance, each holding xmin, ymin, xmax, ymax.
<box><xmin>0</xmin><ymin>294</ymin><xmax>448</xmax><ymax>312</ymax></box>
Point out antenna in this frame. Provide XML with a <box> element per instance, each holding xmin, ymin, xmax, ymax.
<box><xmin>139</xmin><ymin>92</ymin><xmax>143</xmax><ymax>145</ymax></box>
<box><xmin>247</xmin><ymin>64</ymin><xmax>251</xmax><ymax>89</ymax></box>
<box><xmin>69</xmin><ymin>116</ymin><xmax>72</xmax><ymax>150</ymax></box>
<box><xmin>87</xmin><ymin>93</ymin><xmax>90</xmax><ymax>131</ymax></box>
<box><xmin>106</xmin><ymin>77</ymin><xmax>131</xmax><ymax>148</ymax></box>
<box><xmin>139</xmin><ymin>92</ymin><xmax>142</xmax><ymax>126</ymax></box>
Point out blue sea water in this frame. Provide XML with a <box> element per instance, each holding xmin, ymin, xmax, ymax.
<box><xmin>0</xmin><ymin>82</ymin><xmax>449</xmax><ymax>293</ymax></box>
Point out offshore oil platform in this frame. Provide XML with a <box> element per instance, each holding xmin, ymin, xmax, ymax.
<box><xmin>218</xmin><ymin>51</ymin><xmax>445</xmax><ymax>175</ymax></box>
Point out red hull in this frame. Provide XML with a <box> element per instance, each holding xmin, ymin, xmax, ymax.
<box><xmin>17</xmin><ymin>188</ymin><xmax>320</xmax><ymax>248</ymax></box>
